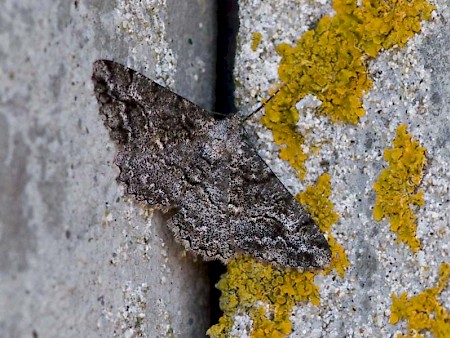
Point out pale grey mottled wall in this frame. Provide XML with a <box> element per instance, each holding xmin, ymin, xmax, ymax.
<box><xmin>232</xmin><ymin>1</ymin><xmax>449</xmax><ymax>337</ymax></box>
<box><xmin>0</xmin><ymin>0</ymin><xmax>216</xmax><ymax>337</ymax></box>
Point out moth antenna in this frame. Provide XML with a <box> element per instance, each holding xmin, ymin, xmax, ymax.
<box><xmin>211</xmin><ymin>111</ymin><xmax>231</xmax><ymax>119</ymax></box>
<box><xmin>244</xmin><ymin>87</ymin><xmax>281</xmax><ymax>122</ymax></box>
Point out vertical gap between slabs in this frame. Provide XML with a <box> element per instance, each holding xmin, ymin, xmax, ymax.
<box><xmin>208</xmin><ymin>0</ymin><xmax>239</xmax><ymax>328</ymax></box>
<box><xmin>213</xmin><ymin>0</ymin><xmax>239</xmax><ymax>117</ymax></box>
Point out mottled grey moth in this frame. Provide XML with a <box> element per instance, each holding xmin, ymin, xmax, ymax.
<box><xmin>92</xmin><ymin>60</ymin><xmax>331</xmax><ymax>269</ymax></box>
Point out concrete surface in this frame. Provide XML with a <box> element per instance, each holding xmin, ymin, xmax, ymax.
<box><xmin>230</xmin><ymin>0</ymin><xmax>449</xmax><ymax>337</ymax></box>
<box><xmin>0</xmin><ymin>0</ymin><xmax>216</xmax><ymax>337</ymax></box>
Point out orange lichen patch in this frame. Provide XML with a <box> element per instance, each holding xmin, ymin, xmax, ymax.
<box><xmin>260</xmin><ymin>0</ymin><xmax>434</xmax><ymax>177</ymax></box>
<box><xmin>390</xmin><ymin>262</ymin><xmax>450</xmax><ymax>338</ymax></box>
<box><xmin>251</xmin><ymin>32</ymin><xmax>263</xmax><ymax>51</ymax></box>
<box><xmin>373</xmin><ymin>124</ymin><xmax>427</xmax><ymax>252</ymax></box>
<box><xmin>208</xmin><ymin>174</ymin><xmax>348</xmax><ymax>337</ymax></box>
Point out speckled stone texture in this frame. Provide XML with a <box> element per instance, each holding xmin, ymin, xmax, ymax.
<box><xmin>0</xmin><ymin>0</ymin><xmax>216</xmax><ymax>337</ymax></box>
<box><xmin>232</xmin><ymin>0</ymin><xmax>449</xmax><ymax>337</ymax></box>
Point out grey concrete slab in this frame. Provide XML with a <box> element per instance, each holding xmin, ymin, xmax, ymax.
<box><xmin>226</xmin><ymin>0</ymin><xmax>450</xmax><ymax>337</ymax></box>
<box><xmin>0</xmin><ymin>0</ymin><xmax>216</xmax><ymax>337</ymax></box>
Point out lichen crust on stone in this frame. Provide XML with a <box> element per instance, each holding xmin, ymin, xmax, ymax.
<box><xmin>208</xmin><ymin>174</ymin><xmax>348</xmax><ymax>337</ymax></box>
<box><xmin>373</xmin><ymin>124</ymin><xmax>427</xmax><ymax>252</ymax></box>
<box><xmin>390</xmin><ymin>262</ymin><xmax>450</xmax><ymax>338</ymax></box>
<box><xmin>260</xmin><ymin>0</ymin><xmax>435</xmax><ymax>178</ymax></box>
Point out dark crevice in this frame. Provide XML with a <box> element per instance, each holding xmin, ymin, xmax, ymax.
<box><xmin>207</xmin><ymin>260</ymin><xmax>227</xmax><ymax>327</ymax></box>
<box><xmin>208</xmin><ymin>0</ymin><xmax>239</xmax><ymax>328</ymax></box>
<box><xmin>214</xmin><ymin>0</ymin><xmax>239</xmax><ymax>117</ymax></box>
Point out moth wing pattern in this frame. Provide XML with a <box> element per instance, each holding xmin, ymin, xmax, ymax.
<box><xmin>229</xmin><ymin>132</ymin><xmax>331</xmax><ymax>268</ymax></box>
<box><xmin>165</xmin><ymin>118</ymin><xmax>235</xmax><ymax>262</ymax></box>
<box><xmin>92</xmin><ymin>59</ymin><xmax>331</xmax><ymax>269</ymax></box>
<box><xmin>93</xmin><ymin>60</ymin><xmax>216</xmax><ymax>208</ymax></box>
<box><xmin>92</xmin><ymin>60</ymin><xmax>234</xmax><ymax>261</ymax></box>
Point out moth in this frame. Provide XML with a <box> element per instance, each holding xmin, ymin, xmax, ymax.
<box><xmin>92</xmin><ymin>60</ymin><xmax>331</xmax><ymax>269</ymax></box>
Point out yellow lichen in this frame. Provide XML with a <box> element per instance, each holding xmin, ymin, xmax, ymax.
<box><xmin>390</xmin><ymin>262</ymin><xmax>450</xmax><ymax>338</ymax></box>
<box><xmin>373</xmin><ymin>124</ymin><xmax>427</xmax><ymax>252</ymax></box>
<box><xmin>208</xmin><ymin>174</ymin><xmax>348</xmax><ymax>337</ymax></box>
<box><xmin>251</xmin><ymin>32</ymin><xmax>263</xmax><ymax>52</ymax></box>
<box><xmin>297</xmin><ymin>174</ymin><xmax>350</xmax><ymax>278</ymax></box>
<box><xmin>261</xmin><ymin>0</ymin><xmax>435</xmax><ymax>177</ymax></box>
<box><xmin>209</xmin><ymin>0</ymin><xmax>436</xmax><ymax>335</ymax></box>
<box><xmin>206</xmin><ymin>257</ymin><xmax>320</xmax><ymax>338</ymax></box>
<box><xmin>297</xmin><ymin>173</ymin><xmax>339</xmax><ymax>234</ymax></box>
